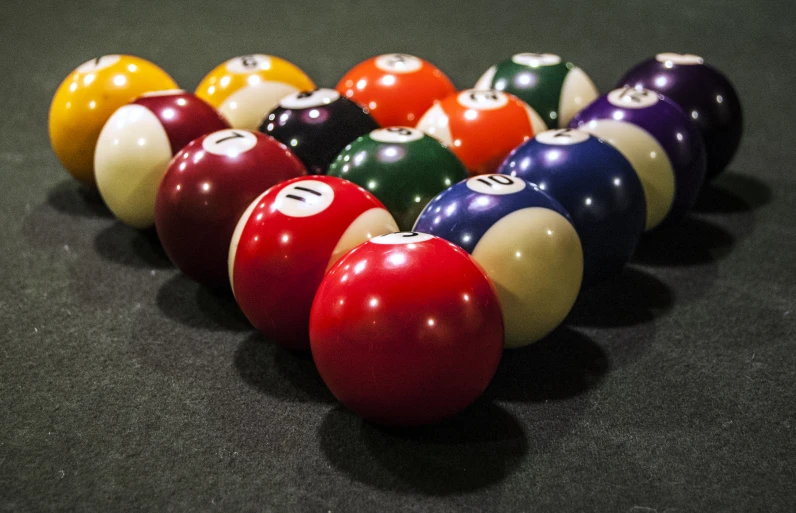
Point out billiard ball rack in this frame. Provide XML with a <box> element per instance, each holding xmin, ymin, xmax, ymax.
<box><xmin>48</xmin><ymin>51</ymin><xmax>742</xmax><ymax>427</ymax></box>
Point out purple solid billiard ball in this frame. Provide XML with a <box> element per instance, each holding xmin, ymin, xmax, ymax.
<box><xmin>617</xmin><ymin>53</ymin><xmax>742</xmax><ymax>180</ymax></box>
<box><xmin>570</xmin><ymin>86</ymin><xmax>707</xmax><ymax>225</ymax></box>
<box><xmin>259</xmin><ymin>88</ymin><xmax>379</xmax><ymax>174</ymax></box>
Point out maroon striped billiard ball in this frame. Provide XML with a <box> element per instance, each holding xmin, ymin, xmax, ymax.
<box><xmin>154</xmin><ymin>129</ymin><xmax>307</xmax><ymax>290</ymax></box>
<box><xmin>95</xmin><ymin>90</ymin><xmax>230</xmax><ymax>228</ymax></box>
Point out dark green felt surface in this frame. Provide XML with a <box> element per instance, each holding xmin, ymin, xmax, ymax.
<box><xmin>1</xmin><ymin>0</ymin><xmax>795</xmax><ymax>511</ymax></box>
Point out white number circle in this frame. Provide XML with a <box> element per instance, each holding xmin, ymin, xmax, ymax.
<box><xmin>203</xmin><ymin>129</ymin><xmax>258</xmax><ymax>156</ymax></box>
<box><xmin>512</xmin><ymin>53</ymin><xmax>562</xmax><ymax>67</ymax></box>
<box><xmin>656</xmin><ymin>53</ymin><xmax>704</xmax><ymax>65</ymax></box>
<box><xmin>466</xmin><ymin>175</ymin><xmax>526</xmax><ymax>195</ymax></box>
<box><xmin>535</xmin><ymin>128</ymin><xmax>590</xmax><ymax>146</ymax></box>
<box><xmin>77</xmin><ymin>55</ymin><xmax>121</xmax><ymax>73</ymax></box>
<box><xmin>279</xmin><ymin>89</ymin><xmax>340</xmax><ymax>109</ymax></box>
<box><xmin>375</xmin><ymin>54</ymin><xmax>423</xmax><ymax>73</ymax></box>
<box><xmin>607</xmin><ymin>87</ymin><xmax>660</xmax><ymax>109</ymax></box>
<box><xmin>274</xmin><ymin>180</ymin><xmax>335</xmax><ymax>217</ymax></box>
<box><xmin>226</xmin><ymin>54</ymin><xmax>273</xmax><ymax>73</ymax></box>
<box><xmin>370</xmin><ymin>127</ymin><xmax>424</xmax><ymax>143</ymax></box>
<box><xmin>457</xmin><ymin>90</ymin><xmax>509</xmax><ymax>110</ymax></box>
<box><xmin>371</xmin><ymin>232</ymin><xmax>434</xmax><ymax>245</ymax></box>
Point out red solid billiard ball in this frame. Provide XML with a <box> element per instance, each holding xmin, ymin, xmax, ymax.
<box><xmin>310</xmin><ymin>231</ymin><xmax>505</xmax><ymax>426</ymax></box>
<box><xmin>155</xmin><ymin>129</ymin><xmax>307</xmax><ymax>290</ymax></box>
<box><xmin>229</xmin><ymin>176</ymin><xmax>399</xmax><ymax>350</ymax></box>
<box><xmin>417</xmin><ymin>89</ymin><xmax>547</xmax><ymax>175</ymax></box>
<box><xmin>95</xmin><ymin>90</ymin><xmax>230</xmax><ymax>228</ymax></box>
<box><xmin>336</xmin><ymin>53</ymin><xmax>457</xmax><ymax>127</ymax></box>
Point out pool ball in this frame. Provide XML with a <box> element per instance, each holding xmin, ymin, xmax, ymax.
<box><xmin>195</xmin><ymin>54</ymin><xmax>315</xmax><ymax>130</ymax></box>
<box><xmin>155</xmin><ymin>130</ymin><xmax>307</xmax><ymax>290</ymax></box>
<box><xmin>498</xmin><ymin>129</ymin><xmax>645</xmax><ymax>285</ymax></box>
<box><xmin>336</xmin><ymin>53</ymin><xmax>456</xmax><ymax>127</ymax></box>
<box><xmin>259</xmin><ymin>88</ymin><xmax>379</xmax><ymax>174</ymax></box>
<box><xmin>475</xmin><ymin>52</ymin><xmax>599</xmax><ymax>128</ymax></box>
<box><xmin>416</xmin><ymin>89</ymin><xmax>546</xmax><ymax>175</ymax></box>
<box><xmin>570</xmin><ymin>87</ymin><xmax>707</xmax><ymax>225</ymax></box>
<box><xmin>49</xmin><ymin>55</ymin><xmax>178</xmax><ymax>187</ymax></box>
<box><xmin>618</xmin><ymin>53</ymin><xmax>743</xmax><ymax>180</ymax></box>
<box><xmin>310</xmin><ymin>232</ymin><xmax>504</xmax><ymax>426</ymax></box>
<box><xmin>229</xmin><ymin>176</ymin><xmax>398</xmax><ymax>350</ymax></box>
<box><xmin>327</xmin><ymin>127</ymin><xmax>468</xmax><ymax>230</ymax></box>
<box><xmin>414</xmin><ymin>175</ymin><xmax>582</xmax><ymax>347</ymax></box>
<box><xmin>95</xmin><ymin>90</ymin><xmax>229</xmax><ymax>228</ymax></box>
<box><xmin>567</xmin><ymin>119</ymin><xmax>674</xmax><ymax>231</ymax></box>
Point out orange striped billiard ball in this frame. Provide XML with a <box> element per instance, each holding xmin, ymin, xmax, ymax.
<box><xmin>417</xmin><ymin>89</ymin><xmax>547</xmax><ymax>175</ymax></box>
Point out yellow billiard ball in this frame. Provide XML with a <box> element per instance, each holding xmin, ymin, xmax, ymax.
<box><xmin>48</xmin><ymin>55</ymin><xmax>178</xmax><ymax>187</ymax></box>
<box><xmin>195</xmin><ymin>54</ymin><xmax>315</xmax><ymax>130</ymax></box>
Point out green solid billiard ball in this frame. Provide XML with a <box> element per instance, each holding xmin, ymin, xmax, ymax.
<box><xmin>327</xmin><ymin>127</ymin><xmax>468</xmax><ymax>230</ymax></box>
<box><xmin>475</xmin><ymin>53</ymin><xmax>599</xmax><ymax>128</ymax></box>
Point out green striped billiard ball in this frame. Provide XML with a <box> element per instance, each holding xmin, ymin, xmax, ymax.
<box><xmin>327</xmin><ymin>127</ymin><xmax>468</xmax><ymax>230</ymax></box>
<box><xmin>475</xmin><ymin>53</ymin><xmax>599</xmax><ymax>128</ymax></box>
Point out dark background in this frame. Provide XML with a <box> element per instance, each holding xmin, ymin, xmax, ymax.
<box><xmin>1</xmin><ymin>0</ymin><xmax>794</xmax><ymax>511</ymax></box>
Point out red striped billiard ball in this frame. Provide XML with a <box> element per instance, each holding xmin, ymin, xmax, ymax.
<box><xmin>229</xmin><ymin>176</ymin><xmax>399</xmax><ymax>350</ymax></box>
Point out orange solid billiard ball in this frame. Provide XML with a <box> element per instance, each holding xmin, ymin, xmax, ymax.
<box><xmin>336</xmin><ymin>53</ymin><xmax>456</xmax><ymax>127</ymax></box>
<box><xmin>48</xmin><ymin>55</ymin><xmax>178</xmax><ymax>187</ymax></box>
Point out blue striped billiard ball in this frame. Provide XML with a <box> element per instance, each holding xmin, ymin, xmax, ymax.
<box><xmin>414</xmin><ymin>174</ymin><xmax>583</xmax><ymax>348</ymax></box>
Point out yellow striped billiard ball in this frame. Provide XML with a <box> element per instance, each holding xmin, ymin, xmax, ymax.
<box><xmin>195</xmin><ymin>54</ymin><xmax>315</xmax><ymax>130</ymax></box>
